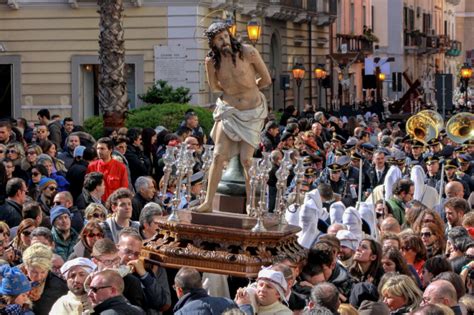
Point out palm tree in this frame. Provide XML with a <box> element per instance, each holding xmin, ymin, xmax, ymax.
<box><xmin>98</xmin><ymin>0</ymin><xmax>128</xmax><ymax>129</ymax></box>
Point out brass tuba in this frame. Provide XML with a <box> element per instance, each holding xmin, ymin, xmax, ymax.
<box><xmin>446</xmin><ymin>112</ymin><xmax>474</xmax><ymax>144</ymax></box>
<box><xmin>418</xmin><ymin>110</ymin><xmax>444</xmax><ymax>133</ymax></box>
<box><xmin>406</xmin><ymin>113</ymin><xmax>439</xmax><ymax>143</ymax></box>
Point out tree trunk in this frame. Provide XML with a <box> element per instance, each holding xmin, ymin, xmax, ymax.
<box><xmin>98</xmin><ymin>0</ymin><xmax>128</xmax><ymax>130</ymax></box>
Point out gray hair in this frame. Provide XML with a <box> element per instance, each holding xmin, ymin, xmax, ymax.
<box><xmin>311</xmin><ymin>282</ymin><xmax>340</xmax><ymax>313</ymax></box>
<box><xmin>135</xmin><ymin>176</ymin><xmax>152</xmax><ymax>192</ymax></box>
<box><xmin>139</xmin><ymin>202</ymin><xmax>163</xmax><ymax>228</ymax></box>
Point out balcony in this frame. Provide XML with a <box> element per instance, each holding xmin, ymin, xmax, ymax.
<box><xmin>446</xmin><ymin>40</ymin><xmax>462</xmax><ymax>57</ymax></box>
<box><xmin>336</xmin><ymin>34</ymin><xmax>374</xmax><ymax>54</ymax></box>
<box><xmin>265</xmin><ymin>0</ymin><xmax>304</xmax><ymax>21</ymax></box>
<box><xmin>307</xmin><ymin>0</ymin><xmax>337</xmax><ymax>26</ymax></box>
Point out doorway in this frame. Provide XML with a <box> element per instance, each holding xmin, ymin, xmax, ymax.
<box><xmin>0</xmin><ymin>65</ymin><xmax>12</xmax><ymax>119</ymax></box>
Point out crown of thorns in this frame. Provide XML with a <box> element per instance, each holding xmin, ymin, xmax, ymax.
<box><xmin>204</xmin><ymin>22</ymin><xmax>230</xmax><ymax>43</ymax></box>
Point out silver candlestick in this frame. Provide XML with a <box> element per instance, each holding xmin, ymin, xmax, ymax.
<box><xmin>199</xmin><ymin>144</ymin><xmax>214</xmax><ymax>204</ymax></box>
<box><xmin>168</xmin><ymin>145</ymin><xmax>188</xmax><ymax>222</ymax></box>
<box><xmin>184</xmin><ymin>148</ymin><xmax>195</xmax><ymax>208</ymax></box>
<box><xmin>275</xmin><ymin>150</ymin><xmax>293</xmax><ymax>225</ymax></box>
<box><xmin>159</xmin><ymin>146</ymin><xmax>177</xmax><ymax>204</ymax></box>
<box><xmin>247</xmin><ymin>158</ymin><xmax>261</xmax><ymax>222</ymax></box>
<box><xmin>293</xmin><ymin>157</ymin><xmax>306</xmax><ymax>211</ymax></box>
<box><xmin>258</xmin><ymin>152</ymin><xmax>272</xmax><ymax>215</ymax></box>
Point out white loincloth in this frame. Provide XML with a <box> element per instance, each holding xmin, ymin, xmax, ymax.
<box><xmin>210</xmin><ymin>92</ymin><xmax>268</xmax><ymax>157</ymax></box>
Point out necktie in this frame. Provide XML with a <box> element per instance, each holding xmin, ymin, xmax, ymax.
<box><xmin>377</xmin><ymin>171</ymin><xmax>382</xmax><ymax>182</ymax></box>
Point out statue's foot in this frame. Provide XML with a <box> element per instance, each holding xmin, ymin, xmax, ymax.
<box><xmin>194</xmin><ymin>203</ymin><xmax>213</xmax><ymax>213</ymax></box>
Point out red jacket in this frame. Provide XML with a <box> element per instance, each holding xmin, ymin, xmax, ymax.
<box><xmin>87</xmin><ymin>158</ymin><xmax>129</xmax><ymax>201</ymax></box>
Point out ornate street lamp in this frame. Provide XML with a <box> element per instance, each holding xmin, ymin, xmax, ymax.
<box><xmin>292</xmin><ymin>63</ymin><xmax>305</xmax><ymax>113</ymax></box>
<box><xmin>314</xmin><ymin>66</ymin><xmax>327</xmax><ymax>110</ymax></box>
<box><xmin>225</xmin><ymin>15</ymin><xmax>237</xmax><ymax>37</ymax></box>
<box><xmin>378</xmin><ymin>72</ymin><xmax>386</xmax><ymax>81</ymax></box>
<box><xmin>461</xmin><ymin>63</ymin><xmax>472</xmax><ymax>106</ymax></box>
<box><xmin>247</xmin><ymin>15</ymin><xmax>261</xmax><ymax>46</ymax></box>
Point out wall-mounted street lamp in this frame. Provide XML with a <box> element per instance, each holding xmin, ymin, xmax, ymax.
<box><xmin>460</xmin><ymin>63</ymin><xmax>472</xmax><ymax>106</ymax></box>
<box><xmin>378</xmin><ymin>72</ymin><xmax>386</xmax><ymax>81</ymax></box>
<box><xmin>314</xmin><ymin>65</ymin><xmax>327</xmax><ymax>110</ymax></box>
<box><xmin>247</xmin><ymin>15</ymin><xmax>261</xmax><ymax>46</ymax></box>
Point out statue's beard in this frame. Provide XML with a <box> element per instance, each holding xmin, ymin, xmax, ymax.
<box><xmin>219</xmin><ymin>44</ymin><xmax>232</xmax><ymax>56</ymax></box>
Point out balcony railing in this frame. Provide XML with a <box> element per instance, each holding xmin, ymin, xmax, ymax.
<box><xmin>269</xmin><ymin>0</ymin><xmax>302</xmax><ymax>8</ymax></box>
<box><xmin>336</xmin><ymin>34</ymin><xmax>374</xmax><ymax>55</ymax></box>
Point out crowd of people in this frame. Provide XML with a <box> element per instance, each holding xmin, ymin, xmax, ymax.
<box><xmin>0</xmin><ymin>105</ymin><xmax>470</xmax><ymax>315</ymax></box>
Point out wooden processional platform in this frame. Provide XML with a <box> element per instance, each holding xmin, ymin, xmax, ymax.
<box><xmin>141</xmin><ymin>210</ymin><xmax>306</xmax><ymax>278</ymax></box>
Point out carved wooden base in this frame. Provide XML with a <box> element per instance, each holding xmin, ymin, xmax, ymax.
<box><xmin>142</xmin><ymin>210</ymin><xmax>306</xmax><ymax>278</ymax></box>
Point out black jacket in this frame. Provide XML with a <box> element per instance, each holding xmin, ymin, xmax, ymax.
<box><xmin>0</xmin><ymin>199</ymin><xmax>23</xmax><ymax>227</ymax></box>
<box><xmin>173</xmin><ymin>288</ymin><xmax>238</xmax><ymax>315</ymax></box>
<box><xmin>123</xmin><ymin>273</ymin><xmax>147</xmax><ymax>310</ymax></box>
<box><xmin>94</xmin><ymin>295</ymin><xmax>145</xmax><ymax>315</ymax></box>
<box><xmin>125</xmin><ymin>145</ymin><xmax>151</xmax><ymax>184</ymax></box>
<box><xmin>69</xmin><ymin>205</ymin><xmax>84</xmax><ymax>233</ymax></box>
<box><xmin>66</xmin><ymin>159</ymin><xmax>89</xmax><ymax>201</ymax></box>
<box><xmin>132</xmin><ymin>193</ymin><xmax>149</xmax><ymax>222</ymax></box>
<box><xmin>32</xmin><ymin>271</ymin><xmax>68</xmax><ymax>315</ymax></box>
<box><xmin>365</xmin><ymin>165</ymin><xmax>389</xmax><ymax>190</ymax></box>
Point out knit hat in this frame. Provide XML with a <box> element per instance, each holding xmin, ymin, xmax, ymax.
<box><xmin>50</xmin><ymin>206</ymin><xmax>71</xmax><ymax>225</ymax></box>
<box><xmin>336</xmin><ymin>230</ymin><xmax>358</xmax><ymax>252</ymax></box>
<box><xmin>0</xmin><ymin>266</ymin><xmax>31</xmax><ymax>296</ymax></box>
<box><xmin>60</xmin><ymin>257</ymin><xmax>96</xmax><ymax>279</ymax></box>
<box><xmin>73</xmin><ymin>145</ymin><xmax>86</xmax><ymax>158</ymax></box>
<box><xmin>38</xmin><ymin>177</ymin><xmax>57</xmax><ymax>191</ymax></box>
<box><xmin>257</xmin><ymin>269</ymin><xmax>287</xmax><ymax>303</ymax></box>
<box><xmin>22</xmin><ymin>243</ymin><xmax>53</xmax><ymax>271</ymax></box>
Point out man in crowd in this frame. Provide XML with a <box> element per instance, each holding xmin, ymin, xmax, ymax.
<box><xmin>58</xmin><ymin>133</ymin><xmax>81</xmax><ymax>169</ymax></box>
<box><xmin>132</xmin><ymin>176</ymin><xmax>157</xmax><ymax>221</ymax></box>
<box><xmin>125</xmin><ymin>128</ymin><xmax>150</xmax><ymax>184</ymax></box>
<box><xmin>61</xmin><ymin>117</ymin><xmax>75</xmax><ymax>148</ymax></box>
<box><xmin>386</xmin><ymin>178</ymin><xmax>415</xmax><ymax>225</ymax></box>
<box><xmin>53</xmin><ymin>191</ymin><xmax>83</xmax><ymax>233</ymax></box>
<box><xmin>0</xmin><ymin>120</ymin><xmax>14</xmax><ymax>145</ymax></box>
<box><xmin>422</xmin><ymin>280</ymin><xmax>462</xmax><ymax>315</ymax></box>
<box><xmin>88</xmin><ymin>270</ymin><xmax>145</xmax><ymax>314</ymax></box>
<box><xmin>76</xmin><ymin>172</ymin><xmax>105</xmax><ymax>210</ymax></box>
<box><xmin>445</xmin><ymin>197</ymin><xmax>470</xmax><ymax>232</ymax></box>
<box><xmin>0</xmin><ymin>178</ymin><xmax>27</xmax><ymax>227</ymax></box>
<box><xmin>37</xmin><ymin>108</ymin><xmax>62</xmax><ymax>149</ymax></box>
<box><xmin>50</xmin><ymin>205</ymin><xmax>79</xmax><ymax>261</ymax></box>
<box><xmin>37</xmin><ymin>177</ymin><xmax>58</xmax><ymax>218</ymax></box>
<box><xmin>87</xmin><ymin>137</ymin><xmax>129</xmax><ymax>202</ymax></box>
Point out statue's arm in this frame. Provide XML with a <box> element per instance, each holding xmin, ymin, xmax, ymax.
<box><xmin>205</xmin><ymin>57</ymin><xmax>224</xmax><ymax>92</ymax></box>
<box><xmin>247</xmin><ymin>46</ymin><xmax>272</xmax><ymax>90</ymax></box>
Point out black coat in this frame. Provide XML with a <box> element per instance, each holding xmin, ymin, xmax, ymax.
<box><xmin>125</xmin><ymin>145</ymin><xmax>151</xmax><ymax>185</ymax></box>
<box><xmin>32</xmin><ymin>271</ymin><xmax>68</xmax><ymax>315</ymax></box>
<box><xmin>173</xmin><ymin>288</ymin><xmax>238</xmax><ymax>315</ymax></box>
<box><xmin>365</xmin><ymin>165</ymin><xmax>389</xmax><ymax>190</ymax></box>
<box><xmin>132</xmin><ymin>193</ymin><xmax>148</xmax><ymax>222</ymax></box>
<box><xmin>94</xmin><ymin>295</ymin><xmax>145</xmax><ymax>315</ymax></box>
<box><xmin>66</xmin><ymin>159</ymin><xmax>89</xmax><ymax>201</ymax></box>
<box><xmin>0</xmin><ymin>199</ymin><xmax>23</xmax><ymax>227</ymax></box>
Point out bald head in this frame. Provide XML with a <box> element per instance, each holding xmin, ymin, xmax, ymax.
<box><xmin>445</xmin><ymin>181</ymin><xmax>464</xmax><ymax>198</ymax></box>
<box><xmin>380</xmin><ymin>217</ymin><xmax>401</xmax><ymax>235</ymax></box>
<box><xmin>424</xmin><ymin>279</ymin><xmax>457</xmax><ymax>307</ymax></box>
<box><xmin>327</xmin><ymin>223</ymin><xmax>346</xmax><ymax>235</ymax></box>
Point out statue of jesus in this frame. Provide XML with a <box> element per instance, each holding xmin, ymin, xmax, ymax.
<box><xmin>195</xmin><ymin>22</ymin><xmax>272</xmax><ymax>213</ymax></box>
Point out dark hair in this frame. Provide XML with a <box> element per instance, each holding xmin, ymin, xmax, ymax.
<box><xmin>142</xmin><ymin>127</ymin><xmax>156</xmax><ymax>156</ymax></box>
<box><xmin>444</xmin><ymin>197</ymin><xmax>470</xmax><ymax>215</ymax></box>
<box><xmin>22</xmin><ymin>202</ymin><xmax>42</xmax><ymax>220</ymax></box>
<box><xmin>126</xmin><ymin>128</ymin><xmax>142</xmax><ymax>144</ymax></box>
<box><xmin>32</xmin><ymin>164</ymin><xmax>48</xmax><ymax>177</ymax></box>
<box><xmin>31</xmin><ymin>227</ymin><xmax>53</xmax><ymax>244</ymax></box>
<box><xmin>97</xmin><ymin>137</ymin><xmax>114</xmax><ymax>150</ymax></box>
<box><xmin>40</xmin><ymin>140</ymin><xmax>55</xmax><ymax>156</ymax></box>
<box><xmin>107</xmin><ymin>188</ymin><xmax>133</xmax><ymax>207</ymax></box>
<box><xmin>423</xmin><ymin>255</ymin><xmax>452</xmax><ymax>276</ymax></box>
<box><xmin>175</xmin><ymin>267</ymin><xmax>202</xmax><ymax>293</ymax></box>
<box><xmin>205</xmin><ymin>22</ymin><xmax>243</xmax><ymax>71</ymax></box>
<box><xmin>393</xmin><ymin>178</ymin><xmax>414</xmax><ymax>195</ymax></box>
<box><xmin>401</xmin><ymin>234</ymin><xmax>427</xmax><ymax>263</ymax></box>
<box><xmin>318</xmin><ymin>183</ymin><xmax>334</xmax><ymax>201</ymax></box>
<box><xmin>37</xmin><ymin>109</ymin><xmax>50</xmax><ymax>120</ymax></box>
<box><xmin>307</xmin><ymin>244</ymin><xmax>334</xmax><ymax>267</ymax></box>
<box><xmin>83</xmin><ymin>172</ymin><xmax>104</xmax><ymax>192</ymax></box>
<box><xmin>83</xmin><ymin>146</ymin><xmax>97</xmax><ymax>161</ymax></box>
<box><xmin>382</xmin><ymin>248</ymin><xmax>412</xmax><ymax>277</ymax></box>
<box><xmin>176</xmin><ymin>127</ymin><xmax>192</xmax><ymax>137</ymax></box>
<box><xmin>63</xmin><ymin>117</ymin><xmax>73</xmax><ymax>124</ymax></box>
<box><xmin>0</xmin><ymin>121</ymin><xmax>12</xmax><ymax>130</ymax></box>
<box><xmin>6</xmin><ymin>178</ymin><xmax>25</xmax><ymax>198</ymax></box>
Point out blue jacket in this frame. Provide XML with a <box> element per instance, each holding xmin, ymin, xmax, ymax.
<box><xmin>173</xmin><ymin>288</ymin><xmax>241</xmax><ymax>315</ymax></box>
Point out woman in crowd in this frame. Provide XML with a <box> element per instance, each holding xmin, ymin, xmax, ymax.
<box><xmin>21</xmin><ymin>144</ymin><xmax>42</xmax><ymax>172</ymax></box>
<box><xmin>403</xmin><ymin>200</ymin><xmax>427</xmax><ymax>230</ymax></box>
<box><xmin>400</xmin><ymin>234</ymin><xmax>427</xmax><ymax>279</ymax></box>
<box><xmin>6</xmin><ymin>143</ymin><xmax>28</xmax><ymax>181</ymax></box>
<box><xmin>36</xmin><ymin>154</ymin><xmax>69</xmax><ymax>192</ymax></box>
<box><xmin>419</xmin><ymin>222</ymin><xmax>445</xmax><ymax>258</ymax></box>
<box><xmin>0</xmin><ymin>144</ymin><xmax>6</xmax><ymax>161</ymax></box>
<box><xmin>39</xmin><ymin>140</ymin><xmax>67</xmax><ymax>176</ymax></box>
<box><xmin>84</xmin><ymin>203</ymin><xmax>108</xmax><ymax>223</ymax></box>
<box><xmin>27</xmin><ymin>164</ymin><xmax>48</xmax><ymax>200</ymax></box>
<box><xmin>412</xmin><ymin>208</ymin><xmax>445</xmax><ymax>234</ymax></box>
<box><xmin>381</xmin><ymin>248</ymin><xmax>412</xmax><ymax>277</ymax></box>
<box><xmin>20</xmin><ymin>243</ymin><xmax>68</xmax><ymax>315</ymax></box>
<box><xmin>9</xmin><ymin>219</ymin><xmax>38</xmax><ymax>264</ymax></box>
<box><xmin>421</xmin><ymin>255</ymin><xmax>453</xmax><ymax>289</ymax></box>
<box><xmin>69</xmin><ymin>221</ymin><xmax>104</xmax><ymax>260</ymax></box>
<box><xmin>349</xmin><ymin>238</ymin><xmax>384</xmax><ymax>286</ymax></box>
<box><xmin>381</xmin><ymin>274</ymin><xmax>423</xmax><ymax>314</ymax></box>
<box><xmin>142</xmin><ymin>127</ymin><xmax>158</xmax><ymax>179</ymax></box>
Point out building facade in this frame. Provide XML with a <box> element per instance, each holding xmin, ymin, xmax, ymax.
<box><xmin>0</xmin><ymin>0</ymin><xmax>337</xmax><ymax>123</ymax></box>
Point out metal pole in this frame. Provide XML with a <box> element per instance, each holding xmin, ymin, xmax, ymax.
<box><xmin>297</xmin><ymin>83</ymin><xmax>301</xmax><ymax>113</ymax></box>
<box><xmin>319</xmin><ymin>79</ymin><xmax>322</xmax><ymax>110</ymax></box>
<box><xmin>442</xmin><ymin>74</ymin><xmax>446</xmax><ymax>119</ymax></box>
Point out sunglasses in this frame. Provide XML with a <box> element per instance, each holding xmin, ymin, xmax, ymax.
<box><xmin>92</xmin><ymin>213</ymin><xmax>106</xmax><ymax>219</ymax></box>
<box><xmin>86</xmin><ymin>232</ymin><xmax>103</xmax><ymax>238</ymax></box>
<box><xmin>420</xmin><ymin>232</ymin><xmax>432</xmax><ymax>238</ymax></box>
<box><xmin>47</xmin><ymin>186</ymin><xmax>57</xmax><ymax>191</ymax></box>
<box><xmin>53</xmin><ymin>201</ymin><xmax>62</xmax><ymax>206</ymax></box>
<box><xmin>32</xmin><ymin>172</ymin><xmax>40</xmax><ymax>176</ymax></box>
<box><xmin>401</xmin><ymin>246</ymin><xmax>411</xmax><ymax>251</ymax></box>
<box><xmin>88</xmin><ymin>286</ymin><xmax>112</xmax><ymax>294</ymax></box>
<box><xmin>7</xmin><ymin>150</ymin><xmax>17</xmax><ymax>154</ymax></box>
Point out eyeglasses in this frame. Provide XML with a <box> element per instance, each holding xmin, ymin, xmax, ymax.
<box><xmin>27</xmin><ymin>151</ymin><xmax>36</xmax><ymax>155</ymax></box>
<box><xmin>0</xmin><ymin>151</ymin><xmax>4</xmax><ymax>154</ymax></box>
<box><xmin>92</xmin><ymin>213</ymin><xmax>106</xmax><ymax>219</ymax></box>
<box><xmin>32</xmin><ymin>172</ymin><xmax>40</xmax><ymax>176</ymax></box>
<box><xmin>86</xmin><ymin>232</ymin><xmax>103</xmax><ymax>238</ymax></box>
<box><xmin>401</xmin><ymin>246</ymin><xmax>411</xmax><ymax>251</ymax></box>
<box><xmin>121</xmin><ymin>248</ymin><xmax>141</xmax><ymax>258</ymax></box>
<box><xmin>94</xmin><ymin>256</ymin><xmax>120</xmax><ymax>266</ymax></box>
<box><xmin>47</xmin><ymin>186</ymin><xmax>57</xmax><ymax>191</ymax></box>
<box><xmin>22</xmin><ymin>230</ymin><xmax>32</xmax><ymax>237</ymax></box>
<box><xmin>420</xmin><ymin>232</ymin><xmax>432</xmax><ymax>238</ymax></box>
<box><xmin>88</xmin><ymin>285</ymin><xmax>112</xmax><ymax>294</ymax></box>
